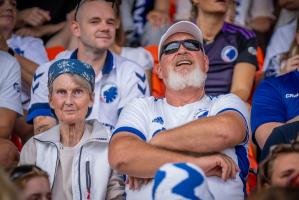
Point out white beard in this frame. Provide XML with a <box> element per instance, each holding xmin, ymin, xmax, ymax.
<box><xmin>166</xmin><ymin>66</ymin><xmax>207</xmax><ymax>91</ymax></box>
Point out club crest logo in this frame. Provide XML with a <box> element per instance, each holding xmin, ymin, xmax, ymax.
<box><xmin>100</xmin><ymin>83</ymin><xmax>118</xmax><ymax>103</ymax></box>
<box><xmin>221</xmin><ymin>46</ymin><xmax>238</xmax><ymax>62</ymax></box>
<box><xmin>193</xmin><ymin>109</ymin><xmax>209</xmax><ymax>119</ymax></box>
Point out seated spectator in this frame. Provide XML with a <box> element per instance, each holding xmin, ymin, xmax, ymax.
<box><xmin>251</xmin><ymin>68</ymin><xmax>299</xmax><ymax>149</ymax></box>
<box><xmin>153</xmin><ymin>0</ymin><xmax>258</xmax><ymax>102</ymax></box>
<box><xmin>0</xmin><ymin>51</ymin><xmax>22</xmax><ymax>139</ymax></box>
<box><xmin>279</xmin><ymin>18</ymin><xmax>299</xmax><ymax>75</ymax></box>
<box><xmin>263</xmin><ymin>4</ymin><xmax>299</xmax><ymax>78</ymax></box>
<box><xmin>20</xmin><ymin>59</ymin><xmax>124</xmax><ymax>199</ymax></box>
<box><xmin>248</xmin><ymin>187</ymin><xmax>299</xmax><ymax>200</ymax></box>
<box><xmin>0</xmin><ymin>0</ymin><xmax>49</xmax><ymax>143</ymax></box>
<box><xmin>0</xmin><ymin>168</ymin><xmax>21</xmax><ymax>200</ymax></box>
<box><xmin>192</xmin><ymin>0</ymin><xmax>258</xmax><ymax>102</ymax></box>
<box><xmin>27</xmin><ymin>0</ymin><xmax>149</xmax><ymax>134</ymax></box>
<box><xmin>258</xmin><ymin>138</ymin><xmax>299</xmax><ymax>188</ymax></box>
<box><xmin>15</xmin><ymin>0</ymin><xmax>77</xmax><ymax>42</ymax></box>
<box><xmin>0</xmin><ymin>0</ymin><xmax>48</xmax><ymax>108</ymax></box>
<box><xmin>10</xmin><ymin>165</ymin><xmax>51</xmax><ymax>200</ymax></box>
<box><xmin>260</xmin><ymin>121</ymin><xmax>299</xmax><ymax>161</ymax></box>
<box><xmin>109</xmin><ymin>21</ymin><xmax>249</xmax><ymax>200</ymax></box>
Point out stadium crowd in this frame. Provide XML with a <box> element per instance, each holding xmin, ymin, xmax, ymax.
<box><xmin>0</xmin><ymin>0</ymin><xmax>299</xmax><ymax>199</ymax></box>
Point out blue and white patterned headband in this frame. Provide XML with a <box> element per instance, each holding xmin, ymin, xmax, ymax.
<box><xmin>48</xmin><ymin>59</ymin><xmax>95</xmax><ymax>91</ymax></box>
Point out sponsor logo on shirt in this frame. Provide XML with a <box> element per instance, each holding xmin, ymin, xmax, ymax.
<box><xmin>152</xmin><ymin>116</ymin><xmax>164</xmax><ymax>125</ymax></box>
<box><xmin>100</xmin><ymin>83</ymin><xmax>118</xmax><ymax>103</ymax></box>
<box><xmin>285</xmin><ymin>93</ymin><xmax>299</xmax><ymax>98</ymax></box>
<box><xmin>221</xmin><ymin>46</ymin><xmax>238</xmax><ymax>62</ymax></box>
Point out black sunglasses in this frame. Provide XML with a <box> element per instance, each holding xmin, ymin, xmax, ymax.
<box><xmin>10</xmin><ymin>165</ymin><xmax>45</xmax><ymax>181</ymax></box>
<box><xmin>160</xmin><ymin>39</ymin><xmax>203</xmax><ymax>58</ymax></box>
<box><xmin>74</xmin><ymin>0</ymin><xmax>117</xmax><ymax>21</ymax></box>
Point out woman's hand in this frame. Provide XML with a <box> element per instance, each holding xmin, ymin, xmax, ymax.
<box><xmin>281</xmin><ymin>55</ymin><xmax>299</xmax><ymax>75</ymax></box>
<box><xmin>18</xmin><ymin>7</ymin><xmax>51</xmax><ymax>27</ymax></box>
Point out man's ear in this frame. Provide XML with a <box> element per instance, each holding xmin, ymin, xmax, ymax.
<box><xmin>49</xmin><ymin>94</ymin><xmax>54</xmax><ymax>109</ymax></box>
<box><xmin>156</xmin><ymin>64</ymin><xmax>163</xmax><ymax>80</ymax></box>
<box><xmin>71</xmin><ymin>20</ymin><xmax>80</xmax><ymax>37</ymax></box>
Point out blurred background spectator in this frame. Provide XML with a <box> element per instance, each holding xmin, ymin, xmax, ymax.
<box><xmin>248</xmin><ymin>187</ymin><xmax>299</xmax><ymax>200</ymax></box>
<box><xmin>15</xmin><ymin>0</ymin><xmax>78</xmax><ymax>42</ymax></box>
<box><xmin>10</xmin><ymin>165</ymin><xmax>51</xmax><ymax>200</ymax></box>
<box><xmin>0</xmin><ymin>168</ymin><xmax>21</xmax><ymax>200</ymax></box>
<box><xmin>258</xmin><ymin>138</ymin><xmax>299</xmax><ymax>188</ymax></box>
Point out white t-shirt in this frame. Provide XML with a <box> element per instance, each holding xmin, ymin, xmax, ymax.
<box><xmin>113</xmin><ymin>94</ymin><xmax>250</xmax><ymax>200</ymax></box>
<box><xmin>0</xmin><ymin>51</ymin><xmax>23</xmax><ymax>115</ymax></box>
<box><xmin>27</xmin><ymin>49</ymin><xmax>149</xmax><ymax>129</ymax></box>
<box><xmin>7</xmin><ymin>34</ymin><xmax>49</xmax><ymax>110</ymax></box>
<box><xmin>120</xmin><ymin>47</ymin><xmax>154</xmax><ymax>70</ymax></box>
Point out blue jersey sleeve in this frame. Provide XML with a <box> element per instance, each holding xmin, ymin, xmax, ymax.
<box><xmin>251</xmin><ymin>79</ymin><xmax>285</xmax><ymax>140</ymax></box>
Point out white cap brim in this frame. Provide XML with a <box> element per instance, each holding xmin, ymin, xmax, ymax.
<box><xmin>158</xmin><ymin>21</ymin><xmax>203</xmax><ymax>60</ymax></box>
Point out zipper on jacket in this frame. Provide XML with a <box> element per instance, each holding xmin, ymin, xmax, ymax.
<box><xmin>86</xmin><ymin>161</ymin><xmax>91</xmax><ymax>200</ymax></box>
<box><xmin>78</xmin><ymin>146</ymin><xmax>84</xmax><ymax>200</ymax></box>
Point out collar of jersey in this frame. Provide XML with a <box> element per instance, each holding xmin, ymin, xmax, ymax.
<box><xmin>70</xmin><ymin>49</ymin><xmax>114</xmax><ymax>75</ymax></box>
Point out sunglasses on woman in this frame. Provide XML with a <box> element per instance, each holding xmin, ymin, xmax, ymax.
<box><xmin>160</xmin><ymin>39</ymin><xmax>204</xmax><ymax>58</ymax></box>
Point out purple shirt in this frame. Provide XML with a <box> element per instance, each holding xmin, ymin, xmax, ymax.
<box><xmin>204</xmin><ymin>22</ymin><xmax>258</xmax><ymax>95</ymax></box>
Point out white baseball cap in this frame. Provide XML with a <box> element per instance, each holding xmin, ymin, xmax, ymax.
<box><xmin>158</xmin><ymin>21</ymin><xmax>204</xmax><ymax>60</ymax></box>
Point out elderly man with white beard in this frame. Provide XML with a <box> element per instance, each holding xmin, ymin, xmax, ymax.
<box><xmin>109</xmin><ymin>21</ymin><xmax>250</xmax><ymax>200</ymax></box>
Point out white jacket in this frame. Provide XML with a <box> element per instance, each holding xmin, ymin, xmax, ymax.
<box><xmin>32</xmin><ymin>120</ymin><xmax>123</xmax><ymax>200</ymax></box>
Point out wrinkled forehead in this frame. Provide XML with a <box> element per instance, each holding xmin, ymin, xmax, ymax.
<box><xmin>163</xmin><ymin>32</ymin><xmax>197</xmax><ymax>45</ymax></box>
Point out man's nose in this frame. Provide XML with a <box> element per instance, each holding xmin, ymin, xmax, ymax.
<box><xmin>100</xmin><ymin>22</ymin><xmax>110</xmax><ymax>32</ymax></box>
<box><xmin>177</xmin><ymin>43</ymin><xmax>188</xmax><ymax>54</ymax></box>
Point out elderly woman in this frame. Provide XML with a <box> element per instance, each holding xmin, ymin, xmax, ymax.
<box><xmin>19</xmin><ymin>59</ymin><xmax>124</xmax><ymax>200</ymax></box>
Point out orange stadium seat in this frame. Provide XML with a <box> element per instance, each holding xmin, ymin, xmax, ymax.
<box><xmin>46</xmin><ymin>46</ymin><xmax>65</xmax><ymax>61</ymax></box>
